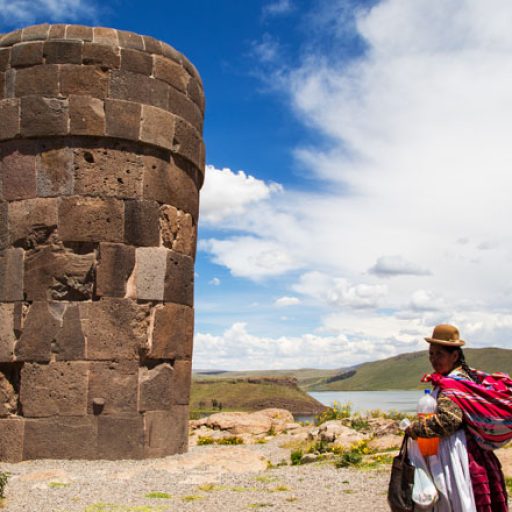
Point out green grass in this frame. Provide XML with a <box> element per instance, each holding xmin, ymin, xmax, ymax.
<box><xmin>144</xmin><ymin>492</ymin><xmax>171</xmax><ymax>499</ymax></box>
<box><xmin>48</xmin><ymin>482</ymin><xmax>70</xmax><ymax>489</ymax></box>
<box><xmin>181</xmin><ymin>495</ymin><xmax>203</xmax><ymax>502</ymax></box>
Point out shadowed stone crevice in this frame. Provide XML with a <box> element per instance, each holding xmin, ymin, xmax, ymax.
<box><xmin>0</xmin><ymin>24</ymin><xmax>204</xmax><ymax>461</ymax></box>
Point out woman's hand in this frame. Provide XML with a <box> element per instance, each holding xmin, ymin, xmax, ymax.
<box><xmin>405</xmin><ymin>425</ymin><xmax>418</xmax><ymax>439</ymax></box>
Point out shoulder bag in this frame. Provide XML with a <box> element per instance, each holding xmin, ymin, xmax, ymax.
<box><xmin>387</xmin><ymin>434</ymin><xmax>415</xmax><ymax>512</ymax></box>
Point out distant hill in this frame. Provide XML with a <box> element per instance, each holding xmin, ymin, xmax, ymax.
<box><xmin>307</xmin><ymin>348</ymin><xmax>512</xmax><ymax>391</ymax></box>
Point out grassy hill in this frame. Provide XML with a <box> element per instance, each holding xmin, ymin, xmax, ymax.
<box><xmin>307</xmin><ymin>348</ymin><xmax>512</xmax><ymax>391</ymax></box>
<box><xmin>191</xmin><ymin>377</ymin><xmax>326</xmax><ymax>415</ymax></box>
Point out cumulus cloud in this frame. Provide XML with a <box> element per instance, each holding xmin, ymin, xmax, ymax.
<box><xmin>209</xmin><ymin>277</ymin><xmax>221</xmax><ymax>286</ymax></box>
<box><xmin>274</xmin><ymin>296</ymin><xmax>301</xmax><ymax>307</ymax></box>
<box><xmin>369</xmin><ymin>255</ymin><xmax>431</xmax><ymax>277</ymax></box>
<box><xmin>262</xmin><ymin>0</ymin><xmax>294</xmax><ymax>18</ymax></box>
<box><xmin>251</xmin><ymin>33</ymin><xmax>281</xmax><ymax>64</ymax></box>
<box><xmin>0</xmin><ymin>0</ymin><xmax>96</xmax><ymax>28</ymax></box>
<box><xmin>200</xmin><ymin>165</ymin><xmax>282</xmax><ymax>224</ymax></box>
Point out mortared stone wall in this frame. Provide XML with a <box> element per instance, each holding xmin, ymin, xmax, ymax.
<box><xmin>0</xmin><ymin>24</ymin><xmax>205</xmax><ymax>461</ymax></box>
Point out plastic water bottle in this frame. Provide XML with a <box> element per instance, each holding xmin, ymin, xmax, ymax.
<box><xmin>417</xmin><ymin>389</ymin><xmax>439</xmax><ymax>457</ymax></box>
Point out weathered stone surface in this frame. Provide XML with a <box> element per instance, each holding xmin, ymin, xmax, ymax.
<box><xmin>20</xmin><ymin>362</ymin><xmax>89</xmax><ymax>417</ymax></box>
<box><xmin>0</xmin><ymin>99</ymin><xmax>20</xmax><ymax>140</ymax></box>
<box><xmin>110</xmin><ymin>70</ymin><xmax>168</xmax><ymax>109</ymax></box>
<box><xmin>37</xmin><ymin>147</ymin><xmax>74</xmax><ymax>196</ymax></box>
<box><xmin>8</xmin><ymin>198</ymin><xmax>58</xmax><ymax>247</ymax></box>
<box><xmin>43</xmin><ymin>40</ymin><xmax>82</xmax><ymax>64</ymax></box>
<box><xmin>0</xmin><ymin>49</ymin><xmax>10</xmax><ymax>72</ymax></box>
<box><xmin>104</xmin><ymin>99</ymin><xmax>141</xmax><ymax>140</ymax></box>
<box><xmin>15</xmin><ymin>301</ymin><xmax>62</xmax><ymax>362</ymax></box>
<box><xmin>124</xmin><ymin>200</ymin><xmax>160</xmax><ymax>246</ymax></box>
<box><xmin>65</xmin><ymin>25</ymin><xmax>93</xmax><ymax>42</ymax></box>
<box><xmin>53</xmin><ymin>304</ymin><xmax>85</xmax><ymax>360</ymax></box>
<box><xmin>134</xmin><ymin>247</ymin><xmax>168</xmax><ymax>301</ymax></box>
<box><xmin>23</xmin><ymin>416</ymin><xmax>96</xmax><ymax>459</ymax></box>
<box><xmin>93</xmin><ymin>27</ymin><xmax>118</xmax><ymax>46</ymax></box>
<box><xmin>83</xmin><ymin>42</ymin><xmax>120</xmax><ymax>69</ymax></box>
<box><xmin>1</xmin><ymin>149</ymin><xmax>36</xmax><ymax>200</ymax></box>
<box><xmin>142</xmin><ymin>153</ymin><xmax>173</xmax><ymax>204</ymax></box>
<box><xmin>153</xmin><ymin>55</ymin><xmax>189</xmax><ymax>93</ymax></box>
<box><xmin>15</xmin><ymin>65</ymin><xmax>59</xmax><ymax>96</ymax></box>
<box><xmin>144</xmin><ymin>407</ymin><xmax>188</xmax><ymax>457</ymax></box>
<box><xmin>160</xmin><ymin>205</ymin><xmax>196</xmax><ymax>257</ymax></box>
<box><xmin>138</xmin><ymin>363</ymin><xmax>173</xmax><ymax>412</ymax></box>
<box><xmin>163</xmin><ymin>250</ymin><xmax>194</xmax><ymax>306</ymax></box>
<box><xmin>60</xmin><ymin>65</ymin><xmax>108</xmax><ymax>98</ymax></box>
<box><xmin>24</xmin><ymin>245</ymin><xmax>95</xmax><ymax>301</ymax></box>
<box><xmin>121</xmin><ymin>48</ymin><xmax>152</xmax><ymax>75</ymax></box>
<box><xmin>20</xmin><ymin>96</ymin><xmax>69</xmax><ymax>137</ymax></box>
<box><xmin>88</xmin><ymin>361</ymin><xmax>138</xmax><ymax>414</ymax></box>
<box><xmin>0</xmin><ymin>248</ymin><xmax>24</xmax><ymax>301</ymax></box>
<box><xmin>171</xmin><ymin>360</ymin><xmax>191</xmax><ymax>405</ymax></box>
<box><xmin>97</xmin><ymin>414</ymin><xmax>144</xmax><ymax>460</ymax></box>
<box><xmin>0</xmin><ymin>304</ymin><xmax>17</xmax><ymax>361</ymax></box>
<box><xmin>140</xmin><ymin>105</ymin><xmax>174</xmax><ymax>149</ymax></box>
<box><xmin>117</xmin><ymin>30</ymin><xmax>144</xmax><ymax>51</ymax></box>
<box><xmin>167</xmin><ymin>158</ymin><xmax>200</xmax><ymax>221</ymax></box>
<box><xmin>149</xmin><ymin>303</ymin><xmax>193</xmax><ymax>360</ymax></box>
<box><xmin>187</xmin><ymin>77</ymin><xmax>205</xmax><ymax>113</ymax></box>
<box><xmin>22</xmin><ymin>24</ymin><xmax>50</xmax><ymax>42</ymax></box>
<box><xmin>81</xmin><ymin>298</ymin><xmax>149</xmax><ymax>360</ymax></box>
<box><xmin>0</xmin><ymin>371</ymin><xmax>17</xmax><ymax>416</ymax></box>
<box><xmin>168</xmin><ymin>85</ymin><xmax>203</xmax><ymax>131</ymax></box>
<box><xmin>205</xmin><ymin>412</ymin><xmax>272</xmax><ymax>436</ymax></box>
<box><xmin>48</xmin><ymin>24</ymin><xmax>66</xmax><ymax>40</ymax></box>
<box><xmin>69</xmin><ymin>95</ymin><xmax>105</xmax><ymax>135</ymax></box>
<box><xmin>367</xmin><ymin>434</ymin><xmax>402</xmax><ymax>452</ymax></box>
<box><xmin>11</xmin><ymin>42</ymin><xmax>44</xmax><ymax>67</ymax></box>
<box><xmin>96</xmin><ymin>243</ymin><xmax>135</xmax><ymax>297</ymax></box>
<box><xmin>0</xmin><ymin>202</ymin><xmax>7</xmax><ymax>250</ymax></box>
<box><xmin>59</xmin><ymin>197</ymin><xmax>124</xmax><ymax>242</ymax></box>
<box><xmin>0</xmin><ymin>417</ymin><xmax>24</xmax><ymax>462</ymax></box>
<box><xmin>172</xmin><ymin>118</ymin><xmax>202</xmax><ymax>169</ymax></box>
<box><xmin>73</xmin><ymin>147</ymin><xmax>143</xmax><ymax>199</ymax></box>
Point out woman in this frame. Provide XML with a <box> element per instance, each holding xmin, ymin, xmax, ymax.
<box><xmin>406</xmin><ymin>324</ymin><xmax>508</xmax><ymax>512</ymax></box>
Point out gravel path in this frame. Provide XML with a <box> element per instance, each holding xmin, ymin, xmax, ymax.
<box><xmin>0</xmin><ymin>436</ymin><xmax>391</xmax><ymax>512</ymax></box>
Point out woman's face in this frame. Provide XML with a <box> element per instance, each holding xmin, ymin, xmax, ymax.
<box><xmin>428</xmin><ymin>345</ymin><xmax>460</xmax><ymax>375</ymax></box>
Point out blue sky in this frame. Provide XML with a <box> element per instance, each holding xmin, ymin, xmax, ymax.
<box><xmin>3</xmin><ymin>0</ymin><xmax>512</xmax><ymax>370</ymax></box>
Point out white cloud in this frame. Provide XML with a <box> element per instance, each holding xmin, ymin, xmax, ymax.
<box><xmin>0</xmin><ymin>0</ymin><xmax>96</xmax><ymax>28</ymax></box>
<box><xmin>209</xmin><ymin>277</ymin><xmax>221</xmax><ymax>286</ymax></box>
<box><xmin>369</xmin><ymin>255</ymin><xmax>431</xmax><ymax>277</ymax></box>
<box><xmin>200</xmin><ymin>165</ymin><xmax>282</xmax><ymax>224</ymax></box>
<box><xmin>262</xmin><ymin>0</ymin><xmax>294</xmax><ymax>18</ymax></box>
<box><xmin>251</xmin><ymin>33</ymin><xmax>281</xmax><ymax>64</ymax></box>
<box><xmin>274</xmin><ymin>296</ymin><xmax>301</xmax><ymax>307</ymax></box>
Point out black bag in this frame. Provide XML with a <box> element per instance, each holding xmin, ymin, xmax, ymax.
<box><xmin>387</xmin><ymin>434</ymin><xmax>415</xmax><ymax>512</ymax></box>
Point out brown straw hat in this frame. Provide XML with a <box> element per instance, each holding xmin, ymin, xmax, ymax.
<box><xmin>425</xmin><ymin>324</ymin><xmax>465</xmax><ymax>347</ymax></box>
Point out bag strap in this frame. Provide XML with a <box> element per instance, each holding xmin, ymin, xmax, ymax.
<box><xmin>398</xmin><ymin>434</ymin><xmax>409</xmax><ymax>461</ymax></box>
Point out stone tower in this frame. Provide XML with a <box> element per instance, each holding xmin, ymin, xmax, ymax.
<box><xmin>0</xmin><ymin>24</ymin><xmax>204</xmax><ymax>460</ymax></box>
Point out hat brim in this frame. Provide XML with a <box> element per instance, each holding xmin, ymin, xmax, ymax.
<box><xmin>424</xmin><ymin>337</ymin><xmax>465</xmax><ymax>347</ymax></box>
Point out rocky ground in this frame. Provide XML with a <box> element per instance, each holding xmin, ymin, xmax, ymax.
<box><xmin>0</xmin><ymin>409</ymin><xmax>510</xmax><ymax>512</ymax></box>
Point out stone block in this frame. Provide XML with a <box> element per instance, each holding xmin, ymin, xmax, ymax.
<box><xmin>142</xmin><ymin>36</ymin><xmax>162</xmax><ymax>55</ymax></box>
<box><xmin>15</xmin><ymin>65</ymin><xmax>59</xmax><ymax>96</ymax></box>
<box><xmin>172</xmin><ymin>118</ymin><xmax>202</xmax><ymax>169</ymax></box>
<box><xmin>124</xmin><ymin>200</ymin><xmax>160</xmax><ymax>247</ymax></box>
<box><xmin>0</xmin><ymin>417</ymin><xmax>24</xmax><ymax>462</ymax></box>
<box><xmin>149</xmin><ymin>303</ymin><xmax>193</xmax><ymax>360</ymax></box>
<box><xmin>0</xmin><ymin>304</ymin><xmax>16</xmax><ymax>361</ymax></box>
<box><xmin>0</xmin><ymin>49</ymin><xmax>10</xmax><ymax>72</ymax></box>
<box><xmin>97</xmin><ymin>414</ymin><xmax>144</xmax><ymax>460</ymax></box>
<box><xmin>109</xmin><ymin>70</ymin><xmax>168</xmax><ymax>109</ymax></box>
<box><xmin>163</xmin><ymin>250</ymin><xmax>194</xmax><ymax>306</ymax></box>
<box><xmin>121</xmin><ymin>48</ymin><xmax>153</xmax><ymax>75</ymax></box>
<box><xmin>43</xmin><ymin>40</ymin><xmax>83</xmax><ymax>64</ymax></box>
<box><xmin>82</xmin><ymin>42</ymin><xmax>120</xmax><ymax>69</ymax></box>
<box><xmin>69</xmin><ymin>95</ymin><xmax>105</xmax><ymax>135</ymax></box>
<box><xmin>0</xmin><ymin>72</ymin><xmax>5</xmax><ymax>100</ymax></box>
<box><xmin>93</xmin><ymin>27</ymin><xmax>119</xmax><ymax>46</ymax></box>
<box><xmin>168</xmin><ymin>158</ymin><xmax>200</xmax><ymax>221</ymax></box>
<box><xmin>20</xmin><ymin>96</ymin><xmax>69</xmax><ymax>137</ymax></box>
<box><xmin>53</xmin><ymin>304</ymin><xmax>85</xmax><ymax>360</ymax></box>
<box><xmin>1</xmin><ymin>149</ymin><xmax>36</xmax><ymax>200</ymax></box>
<box><xmin>0</xmin><ymin>371</ymin><xmax>16</xmax><ymax>416</ymax></box>
<box><xmin>171</xmin><ymin>360</ymin><xmax>192</xmax><ymax>405</ymax></box>
<box><xmin>153</xmin><ymin>55</ymin><xmax>189</xmax><ymax>93</ymax></box>
<box><xmin>8</xmin><ymin>197</ymin><xmax>58</xmax><ymax>247</ymax></box>
<box><xmin>20</xmin><ymin>361</ymin><xmax>89</xmax><ymax>417</ymax></box>
<box><xmin>0</xmin><ymin>202</ymin><xmax>7</xmax><ymax>250</ymax></box>
<box><xmin>73</xmin><ymin>146</ymin><xmax>143</xmax><ymax>199</ymax></box>
<box><xmin>88</xmin><ymin>361</ymin><xmax>138</xmax><ymax>415</ymax></box>
<box><xmin>59</xmin><ymin>196</ymin><xmax>124</xmax><ymax>242</ymax></box>
<box><xmin>143</xmin><ymin>407</ymin><xmax>188</xmax><ymax>457</ymax></box>
<box><xmin>10</xmin><ymin>42</ymin><xmax>44</xmax><ymax>67</ymax></box>
<box><xmin>81</xmin><ymin>298</ymin><xmax>149</xmax><ymax>360</ymax></box>
<box><xmin>187</xmin><ymin>77</ymin><xmax>205</xmax><ymax>113</ymax></box>
<box><xmin>23</xmin><ymin>416</ymin><xmax>96</xmax><ymax>459</ymax></box>
<box><xmin>65</xmin><ymin>25</ymin><xmax>93</xmax><ymax>42</ymax></box>
<box><xmin>104</xmin><ymin>99</ymin><xmax>141</xmax><ymax>140</ymax></box>
<box><xmin>168</xmin><ymin>86</ymin><xmax>203</xmax><ymax>132</ymax></box>
<box><xmin>138</xmin><ymin>363</ymin><xmax>173</xmax><ymax>412</ymax></box>
<box><xmin>141</xmin><ymin>153</ymin><xmax>173</xmax><ymax>204</ymax></box>
<box><xmin>161</xmin><ymin>43</ymin><xmax>182</xmax><ymax>64</ymax></box>
<box><xmin>160</xmin><ymin>205</ymin><xmax>196</xmax><ymax>257</ymax></box>
<box><xmin>24</xmin><ymin>245</ymin><xmax>95</xmax><ymax>301</ymax></box>
<box><xmin>117</xmin><ymin>30</ymin><xmax>144</xmax><ymax>51</ymax></box>
<box><xmin>21</xmin><ymin>24</ymin><xmax>49</xmax><ymax>42</ymax></box>
<box><xmin>0</xmin><ymin>248</ymin><xmax>23</xmax><ymax>301</ymax></box>
<box><xmin>96</xmin><ymin>243</ymin><xmax>135</xmax><ymax>297</ymax></box>
<box><xmin>60</xmin><ymin>65</ymin><xmax>108</xmax><ymax>98</ymax></box>
<box><xmin>140</xmin><ymin>105</ymin><xmax>174</xmax><ymax>149</ymax></box>
<box><xmin>36</xmin><ymin>147</ymin><xmax>74</xmax><ymax>196</ymax></box>
<box><xmin>15</xmin><ymin>301</ymin><xmax>62</xmax><ymax>362</ymax></box>
<box><xmin>48</xmin><ymin>25</ymin><xmax>66</xmax><ymax>39</ymax></box>
<box><xmin>0</xmin><ymin>30</ymin><xmax>22</xmax><ymax>47</ymax></box>
<box><xmin>135</xmin><ymin>247</ymin><xmax>168</xmax><ymax>301</ymax></box>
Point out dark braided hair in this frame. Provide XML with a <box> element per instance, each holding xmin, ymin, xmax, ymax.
<box><xmin>442</xmin><ymin>345</ymin><xmax>477</xmax><ymax>381</ymax></box>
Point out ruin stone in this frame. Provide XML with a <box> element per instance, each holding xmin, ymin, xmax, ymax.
<box><xmin>0</xmin><ymin>24</ymin><xmax>204</xmax><ymax>461</ymax></box>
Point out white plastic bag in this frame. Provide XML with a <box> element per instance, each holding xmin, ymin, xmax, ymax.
<box><xmin>407</xmin><ymin>438</ymin><xmax>439</xmax><ymax>509</ymax></box>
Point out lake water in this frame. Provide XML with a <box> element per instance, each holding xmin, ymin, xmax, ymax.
<box><xmin>309</xmin><ymin>390</ymin><xmax>421</xmax><ymax>414</ymax></box>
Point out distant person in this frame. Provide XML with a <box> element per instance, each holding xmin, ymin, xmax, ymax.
<box><xmin>405</xmin><ymin>324</ymin><xmax>509</xmax><ymax>512</ymax></box>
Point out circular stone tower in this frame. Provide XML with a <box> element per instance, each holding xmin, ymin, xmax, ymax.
<box><xmin>0</xmin><ymin>24</ymin><xmax>204</xmax><ymax>460</ymax></box>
